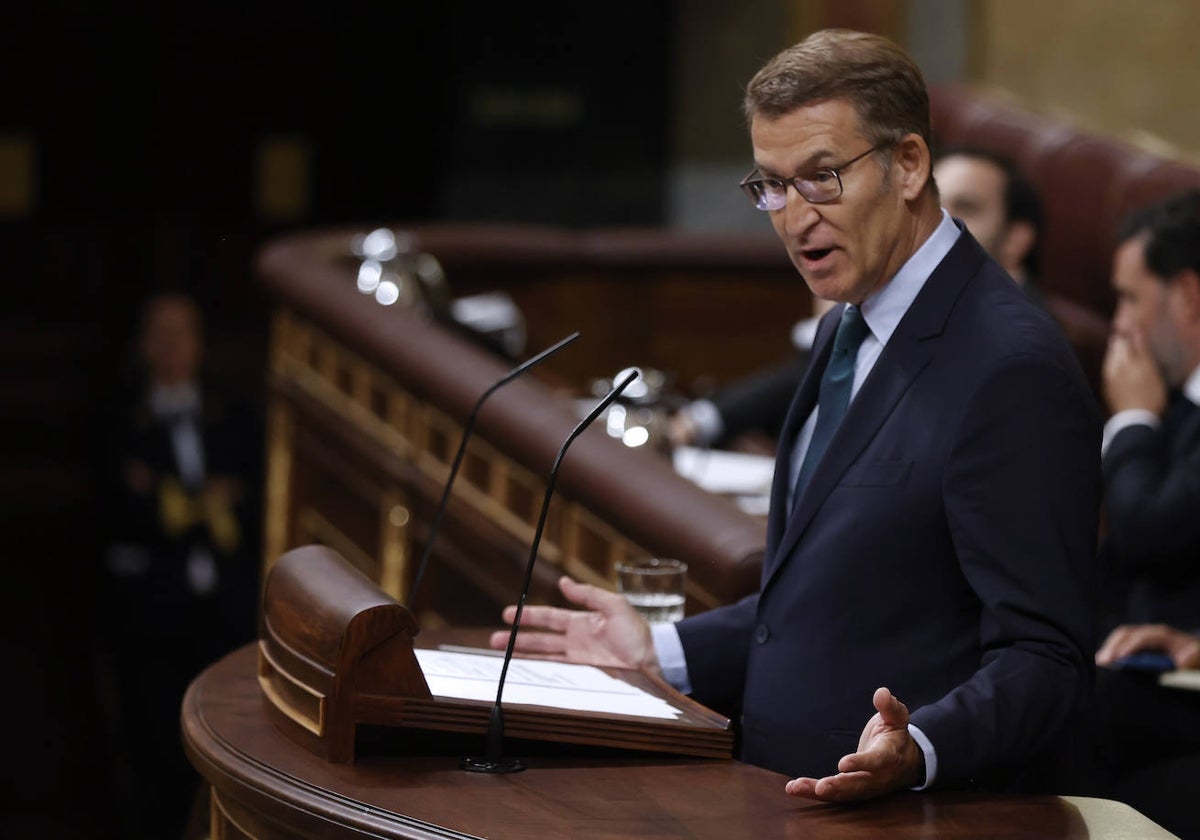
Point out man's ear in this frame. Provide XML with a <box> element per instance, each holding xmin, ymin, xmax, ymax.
<box><xmin>999</xmin><ymin>220</ymin><xmax>1037</xmax><ymax>276</ymax></box>
<box><xmin>893</xmin><ymin>133</ymin><xmax>931</xmax><ymax>202</ymax></box>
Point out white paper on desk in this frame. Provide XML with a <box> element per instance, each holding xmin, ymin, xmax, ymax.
<box><xmin>673</xmin><ymin>445</ymin><xmax>776</xmax><ymax>496</ymax></box>
<box><xmin>416</xmin><ymin>649</ymin><xmax>683</xmax><ymax>719</ymax></box>
<box><xmin>1160</xmin><ymin>669</ymin><xmax>1200</xmax><ymax>691</ymax></box>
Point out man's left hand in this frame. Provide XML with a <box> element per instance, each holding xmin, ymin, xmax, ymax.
<box><xmin>785</xmin><ymin>687</ymin><xmax>925</xmax><ymax>802</ymax></box>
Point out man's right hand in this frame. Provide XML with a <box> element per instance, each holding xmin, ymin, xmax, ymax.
<box><xmin>488</xmin><ymin>576</ymin><xmax>660</xmax><ymax>675</ymax></box>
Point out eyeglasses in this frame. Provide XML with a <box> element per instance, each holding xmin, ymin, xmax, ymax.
<box><xmin>739</xmin><ymin>145</ymin><xmax>884</xmax><ymax>211</ymax></box>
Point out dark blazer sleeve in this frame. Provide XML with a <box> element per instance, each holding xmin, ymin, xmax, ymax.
<box><xmin>1102</xmin><ymin>420</ymin><xmax>1200</xmax><ymax>578</ymax></box>
<box><xmin>674</xmin><ymin>593</ymin><xmax>759</xmax><ymax>716</ymax></box>
<box><xmin>909</xmin><ymin>350</ymin><xmax>1102</xmax><ymax>787</ymax></box>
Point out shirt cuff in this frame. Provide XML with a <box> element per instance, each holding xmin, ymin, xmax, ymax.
<box><xmin>650</xmin><ymin>621</ymin><xmax>692</xmax><ymax>695</ymax></box>
<box><xmin>907</xmin><ymin>723</ymin><xmax>938</xmax><ymax>790</ymax></box>
<box><xmin>1101</xmin><ymin>409</ymin><xmax>1160</xmax><ymax>455</ymax></box>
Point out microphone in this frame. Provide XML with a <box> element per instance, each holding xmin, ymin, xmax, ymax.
<box><xmin>406</xmin><ymin>331</ymin><xmax>581</xmax><ymax>608</ymax></box>
<box><xmin>462</xmin><ymin>368</ymin><xmax>640</xmax><ymax>773</ymax></box>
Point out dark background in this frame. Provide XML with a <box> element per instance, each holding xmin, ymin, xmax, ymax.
<box><xmin>1</xmin><ymin>2</ymin><xmax>674</xmax><ymax>836</ymax></box>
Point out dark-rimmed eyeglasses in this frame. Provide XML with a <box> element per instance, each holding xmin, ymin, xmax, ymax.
<box><xmin>739</xmin><ymin>145</ymin><xmax>884</xmax><ymax>211</ymax></box>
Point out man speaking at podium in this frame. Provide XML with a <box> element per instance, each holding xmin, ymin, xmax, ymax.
<box><xmin>492</xmin><ymin>29</ymin><xmax>1102</xmax><ymax>802</ymax></box>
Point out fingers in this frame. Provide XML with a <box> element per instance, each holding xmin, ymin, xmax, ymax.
<box><xmin>1096</xmin><ymin>625</ymin><xmax>1132</xmax><ymax>664</ymax></box>
<box><xmin>508</xmin><ymin>601</ymin><xmax>585</xmax><ymax>631</ymax></box>
<box><xmin>1096</xmin><ymin>623</ymin><xmax>1169</xmax><ymax>664</ymax></box>
<box><xmin>488</xmin><ymin>628</ymin><xmax>568</xmax><ymax>656</ymax></box>
<box><xmin>785</xmin><ymin>772</ymin><xmax>873</xmax><ymax>802</ymax></box>
<box><xmin>873</xmin><ymin>686</ymin><xmax>910</xmax><ymax>729</ymax></box>
<box><xmin>784</xmin><ymin>776</ymin><xmax>818</xmax><ymax>798</ymax></box>
<box><xmin>497</xmin><ymin>577</ymin><xmax>622</xmax><ymax>626</ymax></box>
<box><xmin>559</xmin><ymin>576</ymin><xmax>627</xmax><ymax>613</ymax></box>
<box><xmin>785</xmin><ymin>687</ymin><xmax>922</xmax><ymax>802</ymax></box>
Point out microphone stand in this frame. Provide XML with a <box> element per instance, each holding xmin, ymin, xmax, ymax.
<box><xmin>462</xmin><ymin>368</ymin><xmax>640</xmax><ymax>773</ymax></box>
<box><xmin>406</xmin><ymin>331</ymin><xmax>581</xmax><ymax>608</ymax></box>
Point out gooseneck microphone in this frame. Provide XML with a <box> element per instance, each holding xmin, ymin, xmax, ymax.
<box><xmin>406</xmin><ymin>331</ymin><xmax>581</xmax><ymax>608</ymax></box>
<box><xmin>462</xmin><ymin>368</ymin><xmax>640</xmax><ymax>773</ymax></box>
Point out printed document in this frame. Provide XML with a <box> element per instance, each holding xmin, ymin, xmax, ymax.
<box><xmin>417</xmin><ymin>648</ymin><xmax>682</xmax><ymax>719</ymax></box>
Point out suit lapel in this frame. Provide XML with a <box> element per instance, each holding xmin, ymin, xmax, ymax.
<box><xmin>764</xmin><ymin>309</ymin><xmax>839</xmax><ymax>569</ymax></box>
<box><xmin>763</xmin><ymin>228</ymin><xmax>989</xmax><ymax>589</ymax></box>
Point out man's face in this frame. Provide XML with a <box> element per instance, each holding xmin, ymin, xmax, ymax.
<box><xmin>750</xmin><ymin>99</ymin><xmax>915</xmax><ymax>304</ymax></box>
<box><xmin>1111</xmin><ymin>236</ymin><xmax>1188</xmax><ymax>386</ymax></box>
<box><xmin>933</xmin><ymin>155</ymin><xmax>1009</xmax><ymax>260</ymax></box>
<box><xmin>141</xmin><ymin>296</ymin><xmax>203</xmax><ymax>386</ymax></box>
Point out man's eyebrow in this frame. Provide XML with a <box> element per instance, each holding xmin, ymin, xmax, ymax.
<box><xmin>754</xmin><ymin>149</ymin><xmax>841</xmax><ymax>178</ymax></box>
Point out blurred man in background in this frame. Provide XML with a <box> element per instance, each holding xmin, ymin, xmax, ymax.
<box><xmin>96</xmin><ymin>291</ymin><xmax>263</xmax><ymax>839</ymax></box>
<box><xmin>933</xmin><ymin>145</ymin><xmax>1044</xmax><ymax>298</ymax></box>
<box><xmin>1099</xmin><ymin>188</ymin><xmax>1200</xmax><ymax>633</ymax></box>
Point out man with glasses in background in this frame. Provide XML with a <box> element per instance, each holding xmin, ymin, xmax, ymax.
<box><xmin>493</xmin><ymin>29</ymin><xmax>1102</xmax><ymax>802</ymax></box>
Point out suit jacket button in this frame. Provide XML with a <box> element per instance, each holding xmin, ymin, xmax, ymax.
<box><xmin>755</xmin><ymin>624</ymin><xmax>770</xmax><ymax>644</ymax></box>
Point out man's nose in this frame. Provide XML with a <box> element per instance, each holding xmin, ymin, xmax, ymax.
<box><xmin>1111</xmin><ymin>303</ymin><xmax>1133</xmax><ymax>338</ymax></box>
<box><xmin>782</xmin><ymin>188</ymin><xmax>821</xmax><ymax>236</ymax></box>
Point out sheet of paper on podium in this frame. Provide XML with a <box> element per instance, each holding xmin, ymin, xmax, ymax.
<box><xmin>395</xmin><ymin>642</ymin><xmax>734</xmax><ymax>759</ymax></box>
<box><xmin>418</xmin><ymin>648</ymin><xmax>684</xmax><ymax>719</ymax></box>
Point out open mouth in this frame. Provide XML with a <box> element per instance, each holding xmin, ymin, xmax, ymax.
<box><xmin>801</xmin><ymin>247</ymin><xmax>834</xmax><ymax>262</ymax></box>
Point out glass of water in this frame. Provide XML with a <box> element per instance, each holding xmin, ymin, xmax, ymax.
<box><xmin>616</xmin><ymin>558</ymin><xmax>687</xmax><ymax>624</ymax></box>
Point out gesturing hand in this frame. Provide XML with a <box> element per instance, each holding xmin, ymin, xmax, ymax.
<box><xmin>785</xmin><ymin>687</ymin><xmax>925</xmax><ymax>802</ymax></box>
<box><xmin>487</xmin><ymin>576</ymin><xmax>661</xmax><ymax>675</ymax></box>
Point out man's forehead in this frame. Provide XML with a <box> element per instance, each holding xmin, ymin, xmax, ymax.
<box><xmin>750</xmin><ymin>101</ymin><xmax>868</xmax><ymax>170</ymax></box>
<box><xmin>936</xmin><ymin>155</ymin><xmax>1005</xmax><ymax>185</ymax></box>
<box><xmin>1113</xmin><ymin>236</ymin><xmax>1155</xmax><ymax>283</ymax></box>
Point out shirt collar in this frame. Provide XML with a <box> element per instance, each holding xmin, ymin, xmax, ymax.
<box><xmin>1185</xmin><ymin>364</ymin><xmax>1200</xmax><ymax>406</ymax></box>
<box><xmin>859</xmin><ymin>209</ymin><xmax>960</xmax><ymax>346</ymax></box>
<box><xmin>149</xmin><ymin>381</ymin><xmax>202</xmax><ymax>419</ymax></box>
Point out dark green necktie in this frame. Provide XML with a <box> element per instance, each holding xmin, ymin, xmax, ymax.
<box><xmin>792</xmin><ymin>304</ymin><xmax>871</xmax><ymax>504</ymax></box>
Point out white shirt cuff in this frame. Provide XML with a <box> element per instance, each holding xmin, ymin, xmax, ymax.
<box><xmin>650</xmin><ymin>621</ymin><xmax>692</xmax><ymax>695</ymax></box>
<box><xmin>1101</xmin><ymin>408</ymin><xmax>1160</xmax><ymax>455</ymax></box>
<box><xmin>907</xmin><ymin>723</ymin><xmax>938</xmax><ymax>789</ymax></box>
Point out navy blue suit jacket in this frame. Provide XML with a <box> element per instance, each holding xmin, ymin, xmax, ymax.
<box><xmin>676</xmin><ymin>227</ymin><xmax>1103</xmax><ymax>790</ymax></box>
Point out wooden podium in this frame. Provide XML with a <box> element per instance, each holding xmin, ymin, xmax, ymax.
<box><xmin>184</xmin><ymin>643</ymin><xmax>1177</xmax><ymax>839</ymax></box>
<box><xmin>257</xmin><ymin>544</ymin><xmax>733</xmax><ymax>764</ymax></box>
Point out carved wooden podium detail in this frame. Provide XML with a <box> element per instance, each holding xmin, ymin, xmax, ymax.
<box><xmin>259</xmin><ymin>544</ymin><xmax>431</xmax><ymax>762</ymax></box>
<box><xmin>259</xmin><ymin>544</ymin><xmax>734</xmax><ymax>763</ymax></box>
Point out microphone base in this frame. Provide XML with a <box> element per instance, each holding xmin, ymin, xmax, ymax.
<box><xmin>461</xmin><ymin>755</ymin><xmax>526</xmax><ymax>774</ymax></box>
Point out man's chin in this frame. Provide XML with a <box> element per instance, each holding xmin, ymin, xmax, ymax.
<box><xmin>803</xmin><ymin>275</ymin><xmax>852</xmax><ymax>304</ymax></box>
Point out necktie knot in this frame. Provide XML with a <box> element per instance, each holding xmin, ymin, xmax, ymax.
<box><xmin>791</xmin><ymin>304</ymin><xmax>871</xmax><ymax>506</ymax></box>
<box><xmin>832</xmin><ymin>304</ymin><xmax>871</xmax><ymax>357</ymax></box>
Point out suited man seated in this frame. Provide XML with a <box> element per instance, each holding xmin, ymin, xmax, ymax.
<box><xmin>1092</xmin><ymin>190</ymin><xmax>1200</xmax><ymax>840</ymax></box>
<box><xmin>492</xmin><ymin>29</ymin><xmax>1101</xmax><ymax>803</ymax></box>
<box><xmin>669</xmin><ymin>146</ymin><xmax>1047</xmax><ymax>451</ymax></box>
<box><xmin>1099</xmin><ymin>188</ymin><xmax>1200</xmax><ymax>634</ymax></box>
